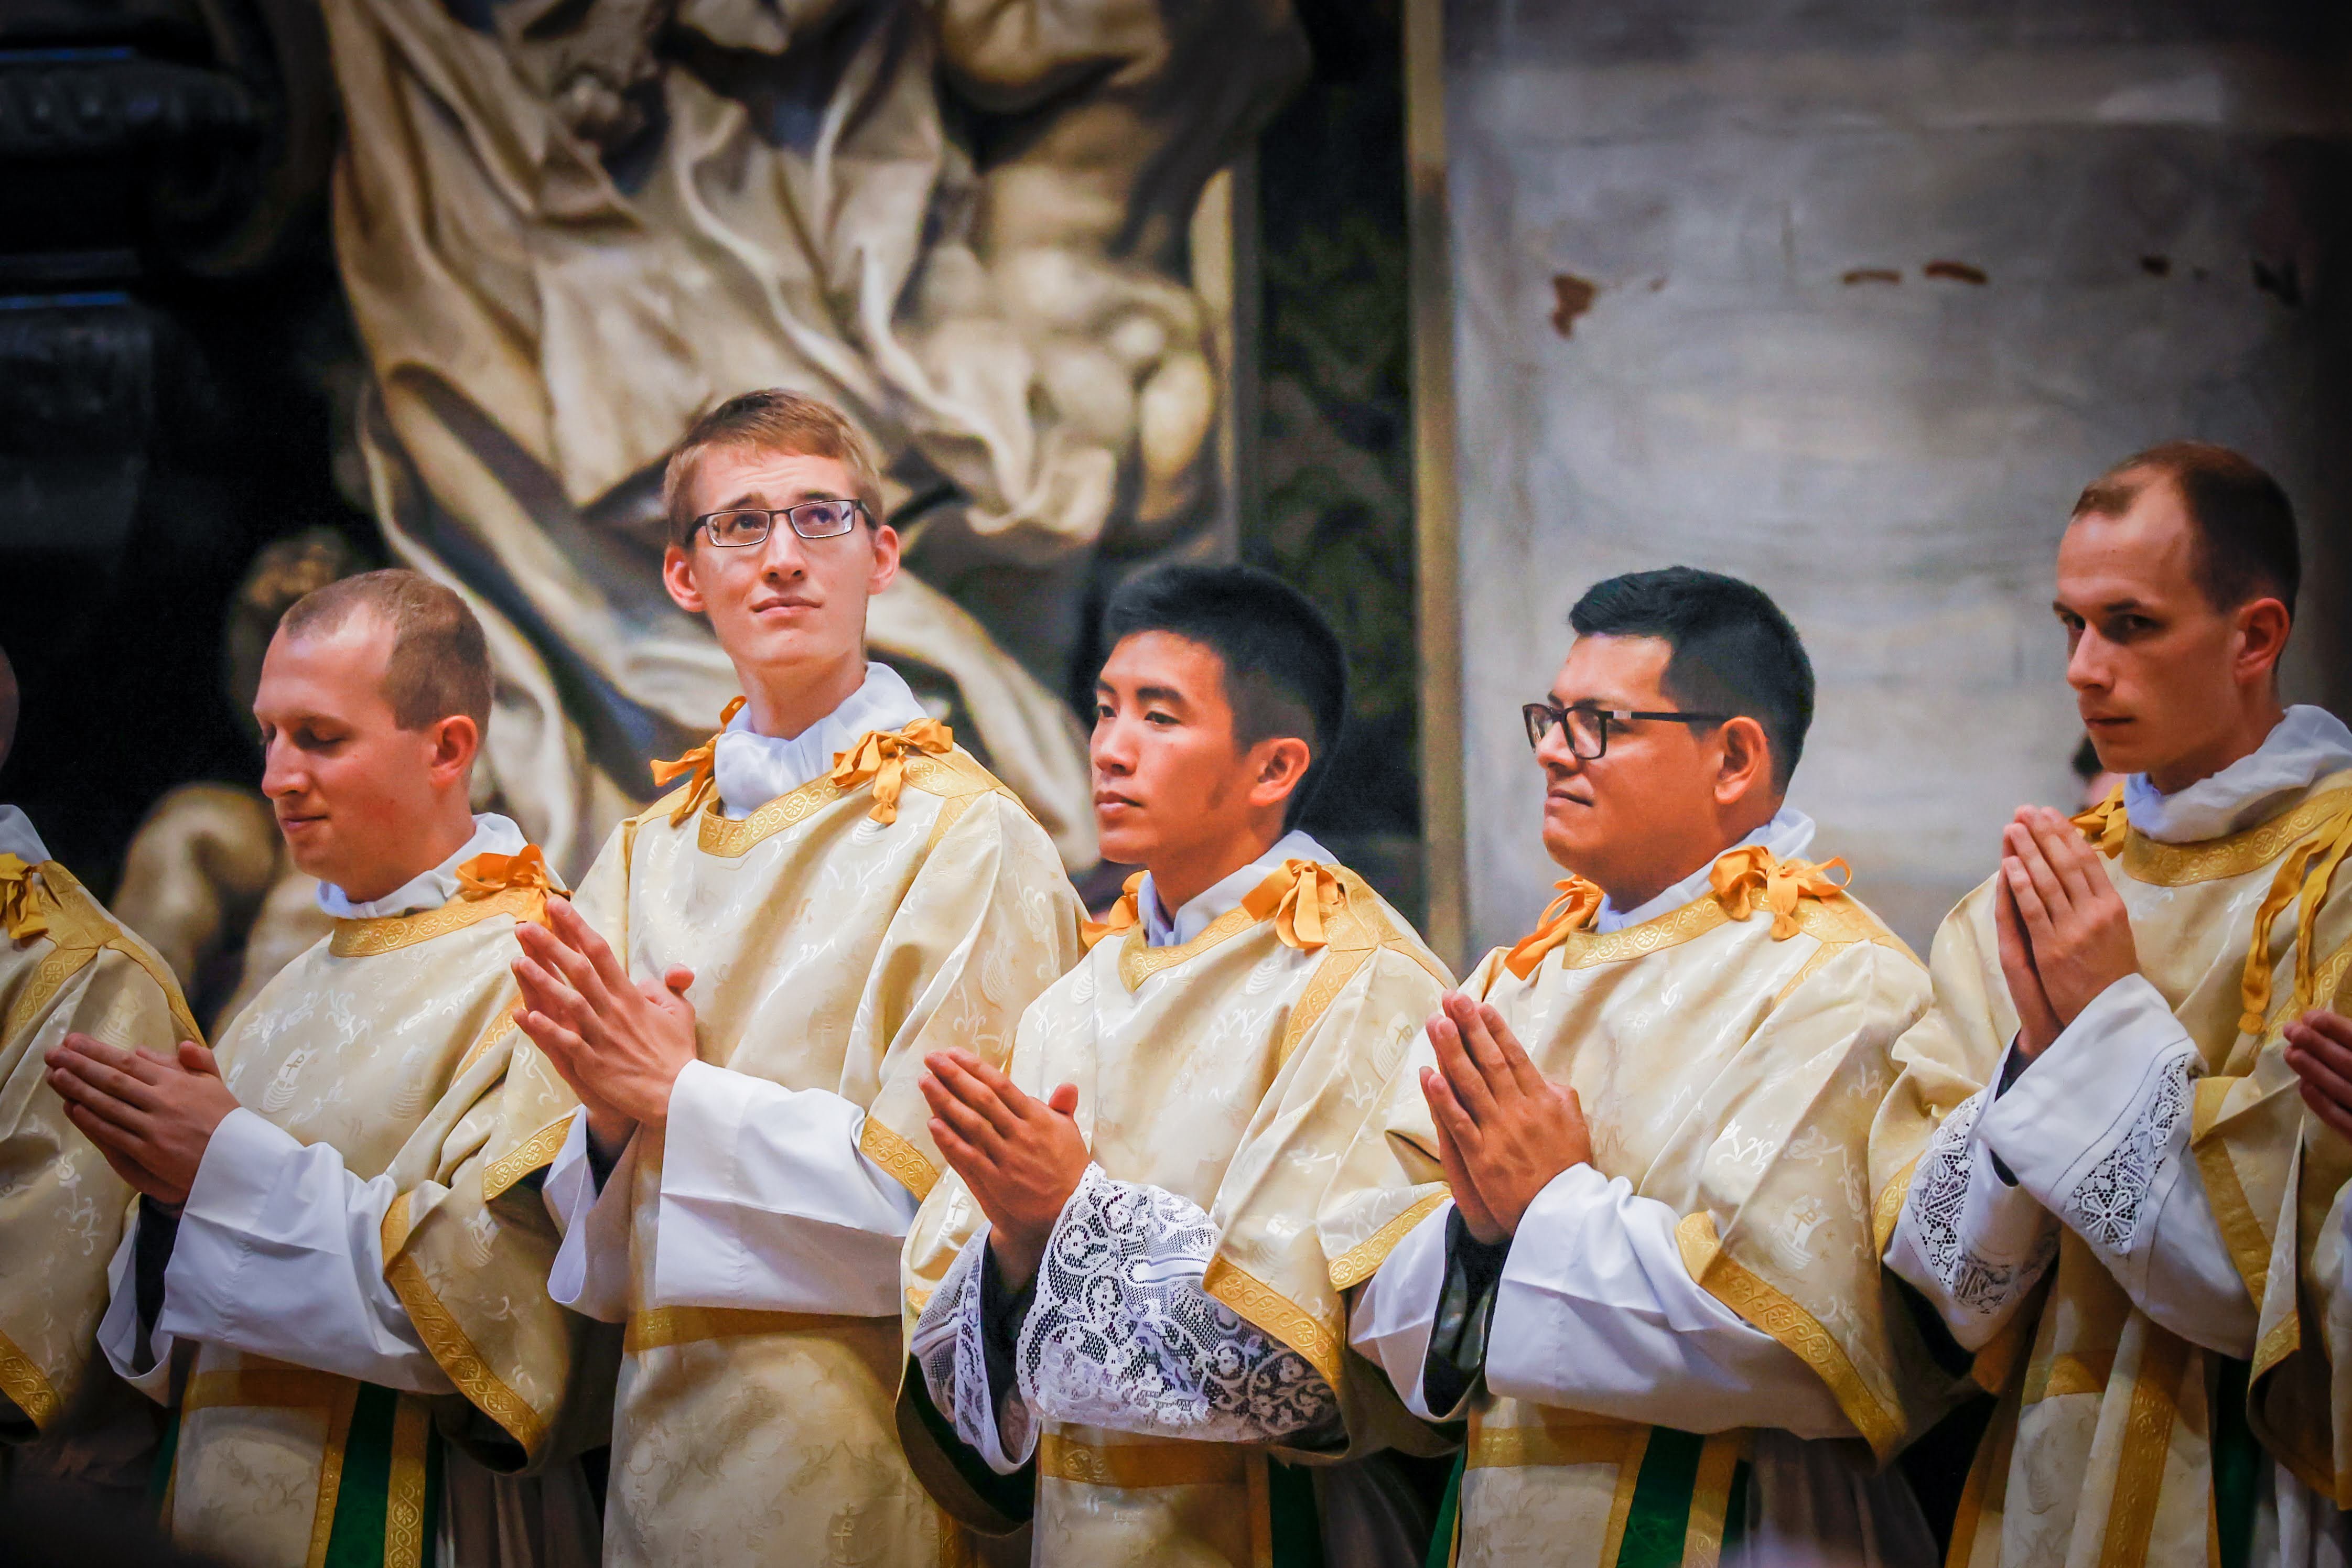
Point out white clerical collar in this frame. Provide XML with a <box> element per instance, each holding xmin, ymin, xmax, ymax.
<box><xmin>2123</xmin><ymin>705</ymin><xmax>2352</xmax><ymax>845</ymax></box>
<box><xmin>1595</xmin><ymin>807</ymin><xmax>1818</xmax><ymax>934</ymax></box>
<box><xmin>1137</xmin><ymin>828</ymin><xmax>1334</xmax><ymax>948</ymax></box>
<box><xmin>711</xmin><ymin>661</ymin><xmax>931</xmax><ymax>819</ymax></box>
<box><xmin>0</xmin><ymin>805</ymin><xmax>50</xmax><ymax>865</ymax></box>
<box><xmin>317</xmin><ymin>813</ymin><xmax>526</xmax><ymax>919</ymax></box>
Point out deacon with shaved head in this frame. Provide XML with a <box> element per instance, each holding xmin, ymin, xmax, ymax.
<box><xmin>2</xmin><ymin>642</ymin><xmax>203</xmax><ymax>1462</ymax></box>
<box><xmin>48</xmin><ymin>570</ymin><xmax>598</xmax><ymax>1567</ymax></box>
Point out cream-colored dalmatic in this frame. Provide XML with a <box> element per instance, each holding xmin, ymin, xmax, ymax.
<box><xmin>0</xmin><ymin>847</ymin><xmax>199</xmax><ymax>1440</ymax></box>
<box><xmin>902</xmin><ymin>857</ymin><xmax>1453</xmax><ymax>1567</ymax></box>
<box><xmin>491</xmin><ymin>723</ymin><xmax>1085</xmax><ymax>1568</ymax></box>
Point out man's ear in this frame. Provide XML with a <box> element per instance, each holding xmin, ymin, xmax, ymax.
<box><xmin>865</xmin><ymin>523</ymin><xmax>901</xmax><ymax>596</ymax></box>
<box><xmin>1247</xmin><ymin>737</ymin><xmax>1313</xmax><ymax>814</ymax></box>
<box><xmin>428</xmin><ymin>713</ymin><xmax>481</xmax><ymax>787</ymax></box>
<box><xmin>2234</xmin><ymin>596</ymin><xmax>2292</xmax><ymax>688</ymax></box>
<box><xmin>662</xmin><ymin>543</ymin><xmax>706</xmax><ymax>615</ymax></box>
<box><xmin>1712</xmin><ymin>716</ymin><xmax>1773</xmax><ymax>807</ymax></box>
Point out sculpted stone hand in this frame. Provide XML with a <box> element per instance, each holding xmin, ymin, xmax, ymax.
<box><xmin>2001</xmin><ymin>806</ymin><xmax>2138</xmax><ymax>1046</ymax></box>
<box><xmin>2284</xmin><ymin>1008</ymin><xmax>2352</xmax><ymax>1142</ymax></box>
<box><xmin>512</xmin><ymin>895</ymin><xmax>697</xmax><ymax>1160</ymax></box>
<box><xmin>1419</xmin><ymin>991</ymin><xmax>1591</xmax><ymax>1242</ymax></box>
<box><xmin>921</xmin><ymin>1047</ymin><xmax>1089</xmax><ymax>1290</ymax></box>
<box><xmin>1992</xmin><ymin>864</ymin><xmax>2065</xmax><ymax>1059</ymax></box>
<box><xmin>44</xmin><ymin>1033</ymin><xmax>239</xmax><ymax>1207</ymax></box>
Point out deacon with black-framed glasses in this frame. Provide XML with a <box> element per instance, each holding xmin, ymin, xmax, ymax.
<box><xmin>1324</xmin><ymin>566</ymin><xmax>1946</xmax><ymax>1568</ymax></box>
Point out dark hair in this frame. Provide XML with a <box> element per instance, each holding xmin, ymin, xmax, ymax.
<box><xmin>1568</xmin><ymin>566</ymin><xmax>1814</xmax><ymax>792</ymax></box>
<box><xmin>663</xmin><ymin>389</ymin><xmax>884</xmax><ymax>546</ymax></box>
<box><xmin>278</xmin><ymin>569</ymin><xmax>493</xmax><ymax>734</ymax></box>
<box><xmin>2072</xmin><ymin>441</ymin><xmax>2299</xmax><ymax>614</ymax></box>
<box><xmin>1099</xmin><ymin>564</ymin><xmax>1346</xmax><ymax>829</ymax></box>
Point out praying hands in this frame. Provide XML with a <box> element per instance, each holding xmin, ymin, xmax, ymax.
<box><xmin>44</xmin><ymin>1032</ymin><xmax>239</xmax><ymax>1208</ymax></box>
<box><xmin>1993</xmin><ymin>805</ymin><xmax>2140</xmax><ymax>1058</ymax></box>
<box><xmin>1418</xmin><ymin>991</ymin><xmax>1592</xmax><ymax>1245</ymax></box>
<box><xmin>511</xmin><ymin>895</ymin><xmax>699</xmax><ymax>1161</ymax></box>
<box><xmin>920</xmin><ymin>1047</ymin><xmax>1091</xmax><ymax>1289</ymax></box>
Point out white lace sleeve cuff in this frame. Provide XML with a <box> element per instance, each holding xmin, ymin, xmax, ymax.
<box><xmin>910</xmin><ymin>1229</ymin><xmax>1036</xmax><ymax>1474</ymax></box>
<box><xmin>1018</xmin><ymin>1167</ymin><xmax>1339</xmax><ymax>1444</ymax></box>
<box><xmin>1884</xmin><ymin>1079</ymin><xmax>2059</xmax><ymax>1350</ymax></box>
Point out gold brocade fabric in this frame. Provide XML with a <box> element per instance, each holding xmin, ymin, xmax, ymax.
<box><xmin>1322</xmin><ymin>848</ymin><xmax>1939</xmax><ymax>1568</ymax></box>
<box><xmin>0</xmin><ymin>858</ymin><xmax>199</xmax><ymax>1439</ymax></box>
<box><xmin>901</xmin><ymin>859</ymin><xmax>1454</xmax><ymax>1566</ymax></box>
<box><xmin>1868</xmin><ymin>770</ymin><xmax>2352</xmax><ymax>1568</ymax></box>
<box><xmin>166</xmin><ymin>853</ymin><xmax>584</xmax><ymax>1568</ymax></box>
<box><xmin>493</xmin><ymin>741</ymin><xmax>1082</xmax><ymax>1568</ymax></box>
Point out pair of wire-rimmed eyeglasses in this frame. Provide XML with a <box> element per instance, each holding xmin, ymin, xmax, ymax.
<box><xmin>692</xmin><ymin>499</ymin><xmax>869</xmax><ymax>547</ymax></box>
<box><xmin>1520</xmin><ymin>700</ymin><xmax>1733</xmax><ymax>759</ymax></box>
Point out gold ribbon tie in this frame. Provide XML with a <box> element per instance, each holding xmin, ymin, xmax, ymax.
<box><xmin>2236</xmin><ymin>800</ymin><xmax>2352</xmax><ymax>1036</ymax></box>
<box><xmin>1</xmin><ymin>853</ymin><xmax>52</xmax><ymax>944</ymax></box>
<box><xmin>1081</xmin><ymin>872</ymin><xmax>1147</xmax><ymax>950</ymax></box>
<box><xmin>827</xmin><ymin>718</ymin><xmax>955</xmax><ymax>825</ymax></box>
<box><xmin>1502</xmin><ymin>877</ymin><xmax>1604</xmax><ymax>979</ymax></box>
<box><xmin>2070</xmin><ymin>781</ymin><xmax>2129</xmax><ymax>857</ymax></box>
<box><xmin>1709</xmin><ymin>845</ymin><xmax>1851</xmax><ymax>939</ymax></box>
<box><xmin>649</xmin><ymin>696</ymin><xmax>750</xmax><ymax>826</ymax></box>
<box><xmin>1240</xmin><ymin>858</ymin><xmax>1350</xmax><ymax>951</ymax></box>
<box><xmin>455</xmin><ymin>843</ymin><xmax>555</xmax><ymax>926</ymax></box>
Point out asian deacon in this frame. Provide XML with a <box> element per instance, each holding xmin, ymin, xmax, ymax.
<box><xmin>47</xmin><ymin>569</ymin><xmax>599</xmax><ymax>1567</ymax></box>
<box><xmin>902</xmin><ymin>563</ymin><xmax>1455</xmax><ymax>1568</ymax></box>
<box><xmin>1332</xmin><ymin>567</ymin><xmax>1947</xmax><ymax>1568</ymax></box>
<box><xmin>501</xmin><ymin>389</ymin><xmax>1085</xmax><ymax>1568</ymax></box>
<box><xmin>1874</xmin><ymin>442</ymin><xmax>2352</xmax><ymax>1568</ymax></box>
<box><xmin>1</xmin><ymin>640</ymin><xmax>202</xmax><ymax>1473</ymax></box>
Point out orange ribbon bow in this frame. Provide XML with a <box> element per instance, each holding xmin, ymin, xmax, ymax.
<box><xmin>1709</xmin><ymin>845</ymin><xmax>1850</xmax><ymax>940</ymax></box>
<box><xmin>1240</xmin><ymin>859</ymin><xmax>1350</xmax><ymax>952</ymax></box>
<box><xmin>1502</xmin><ymin>878</ymin><xmax>1604</xmax><ymax>979</ymax></box>
<box><xmin>456</xmin><ymin>844</ymin><xmax>556</xmax><ymax>926</ymax></box>
<box><xmin>1081</xmin><ymin>872</ymin><xmax>1148</xmax><ymax>950</ymax></box>
<box><xmin>1</xmin><ymin>852</ymin><xmax>52</xmax><ymax>945</ymax></box>
<box><xmin>650</xmin><ymin>697</ymin><xmax>750</xmax><ymax>826</ymax></box>
<box><xmin>2070</xmin><ymin>782</ymin><xmax>2129</xmax><ymax>858</ymax></box>
<box><xmin>829</xmin><ymin>718</ymin><xmax>956</xmax><ymax>825</ymax></box>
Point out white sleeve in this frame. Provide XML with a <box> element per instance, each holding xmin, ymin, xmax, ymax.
<box><xmin>144</xmin><ymin>1108</ymin><xmax>452</xmax><ymax>1393</ymax></box>
<box><xmin>1019</xmin><ymin>1166</ymin><xmax>1339</xmax><ymax>1443</ymax></box>
<box><xmin>1348</xmin><ymin>1201</ymin><xmax>1463</xmax><ymax>1421</ymax></box>
<box><xmin>909</xmin><ymin>1228</ymin><xmax>1038</xmax><ymax>1474</ymax></box>
<box><xmin>1883</xmin><ymin>1067</ymin><xmax>2061</xmax><ymax>1350</ymax></box>
<box><xmin>1482</xmin><ymin>1164</ymin><xmax>1857</xmax><ymax>1440</ymax></box>
<box><xmin>96</xmin><ymin>1216</ymin><xmax>174</xmax><ymax>1402</ymax></box>
<box><xmin>1978</xmin><ymin>976</ymin><xmax>2258</xmax><ymax>1356</ymax></box>
<box><xmin>647</xmin><ymin>1061</ymin><xmax>920</xmax><ymax>1316</ymax></box>
<box><xmin>544</xmin><ymin>1110</ymin><xmax>635</xmax><ymax>1323</ymax></box>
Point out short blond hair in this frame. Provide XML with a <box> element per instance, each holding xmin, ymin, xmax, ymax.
<box><xmin>662</xmin><ymin>390</ymin><xmax>885</xmax><ymax>546</ymax></box>
<box><xmin>278</xmin><ymin>569</ymin><xmax>493</xmax><ymax>733</ymax></box>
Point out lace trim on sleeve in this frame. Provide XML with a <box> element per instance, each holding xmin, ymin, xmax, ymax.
<box><xmin>911</xmin><ymin>1231</ymin><xmax>1034</xmax><ymax>1470</ymax></box>
<box><xmin>1911</xmin><ymin>1091</ymin><xmax>2056</xmax><ymax>1316</ymax></box>
<box><xmin>1016</xmin><ymin>1166</ymin><xmax>1338</xmax><ymax>1443</ymax></box>
<box><xmin>2063</xmin><ymin>1051</ymin><xmax>2195</xmax><ymax>1257</ymax></box>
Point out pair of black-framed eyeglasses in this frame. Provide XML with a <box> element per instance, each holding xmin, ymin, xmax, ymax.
<box><xmin>1522</xmin><ymin>700</ymin><xmax>1734</xmax><ymax>759</ymax></box>
<box><xmin>694</xmin><ymin>499</ymin><xmax>869</xmax><ymax>548</ymax></box>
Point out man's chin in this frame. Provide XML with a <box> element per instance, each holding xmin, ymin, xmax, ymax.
<box><xmin>1093</xmin><ymin>817</ymin><xmax>1159</xmax><ymax>869</ymax></box>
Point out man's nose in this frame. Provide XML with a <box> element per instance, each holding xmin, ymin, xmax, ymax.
<box><xmin>260</xmin><ymin>740</ymin><xmax>301</xmax><ymax>797</ymax></box>
<box><xmin>756</xmin><ymin>525</ymin><xmax>810</xmax><ymax>576</ymax></box>
<box><xmin>2067</xmin><ymin>632</ymin><xmax>2110</xmax><ymax>691</ymax></box>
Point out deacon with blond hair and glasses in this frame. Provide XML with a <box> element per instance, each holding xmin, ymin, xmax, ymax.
<box><xmin>1874</xmin><ymin>442</ymin><xmax>2352</xmax><ymax>1568</ymax></box>
<box><xmin>499</xmin><ymin>390</ymin><xmax>1083</xmax><ymax>1568</ymax></box>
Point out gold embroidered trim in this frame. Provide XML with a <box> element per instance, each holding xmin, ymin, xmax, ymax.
<box><xmin>2025</xmin><ymin>1351</ymin><xmax>2112</xmax><ymax>1403</ymax></box>
<box><xmin>1201</xmin><ymin>1256</ymin><xmax>1344</xmax><ymax>1392</ymax></box>
<box><xmin>482</xmin><ymin>1112</ymin><xmax>575</xmax><ymax>1201</ymax></box>
<box><xmin>380</xmin><ymin>1197</ymin><xmax>550</xmax><ymax>1456</ymax></box>
<box><xmin>309</xmin><ymin>1378</ymin><xmax>360</xmax><ymax>1568</ymax></box>
<box><xmin>624</xmin><ymin>1305</ymin><xmax>875</xmax><ymax>1355</ymax></box>
<box><xmin>1278</xmin><ymin>946</ymin><xmax>1372</xmax><ymax>1070</ymax></box>
<box><xmin>186</xmin><ymin>1369</ymin><xmax>366</xmax><ymax>1568</ymax></box>
<box><xmin>694</xmin><ymin>748</ymin><xmax>1008</xmax><ymax>859</ymax></box>
<box><xmin>1038</xmin><ymin>1430</ymin><xmax>1251</xmax><ymax>1489</ymax></box>
<box><xmin>1463</xmin><ymin>1408</ymin><xmax>1641</xmax><ymax>1470</ymax></box>
<box><xmin>1684</xmin><ymin>1430</ymin><xmax>1753</xmax><ymax>1568</ymax></box>
<box><xmin>859</xmin><ymin>1118</ymin><xmax>939</xmax><ymax>1201</ymax></box>
<box><xmin>1548</xmin><ymin>894</ymin><xmax>1732</xmax><ymax>969</ymax></box>
<box><xmin>2119</xmin><ymin>786</ymin><xmax>2352</xmax><ymax>886</ymax></box>
<box><xmin>0</xmin><ymin>1326</ymin><xmax>60</xmax><ymax>1430</ymax></box>
<box><xmin>1675</xmin><ymin>1212</ymin><xmax>1902</xmax><ymax>1461</ymax></box>
<box><xmin>1118</xmin><ymin>903</ymin><xmax>1263</xmax><ymax>989</ymax></box>
<box><xmin>2189</xmin><ymin>1078</ymin><xmax>2272</xmax><ymax>1312</ymax></box>
<box><xmin>453</xmin><ymin>998</ymin><xmax>522</xmax><ymax>1080</ymax></box>
<box><xmin>2100</xmin><ymin>1329</ymin><xmax>2188</xmax><ymax>1568</ymax></box>
<box><xmin>384</xmin><ymin>1394</ymin><xmax>431</xmax><ymax>1568</ymax></box>
<box><xmin>1871</xmin><ymin>1156</ymin><xmax>1919</xmax><ymax>1259</ymax></box>
<box><xmin>330</xmin><ymin>886</ymin><xmax>540</xmax><ymax>957</ymax></box>
<box><xmin>1599</xmin><ymin>1424</ymin><xmax>1652</xmax><ymax>1566</ymax></box>
<box><xmin>0</xmin><ymin>863</ymin><xmax>202</xmax><ymax>1046</ymax></box>
<box><xmin>1328</xmin><ymin>1192</ymin><xmax>1448</xmax><ymax>1291</ymax></box>
<box><xmin>2253</xmin><ymin>1311</ymin><xmax>2301</xmax><ymax>1381</ymax></box>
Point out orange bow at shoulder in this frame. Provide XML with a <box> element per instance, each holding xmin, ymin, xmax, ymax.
<box><xmin>1709</xmin><ymin>845</ymin><xmax>1850</xmax><ymax>940</ymax></box>
<box><xmin>456</xmin><ymin>844</ymin><xmax>556</xmax><ymax>926</ymax></box>
<box><xmin>1502</xmin><ymin>878</ymin><xmax>1604</xmax><ymax>979</ymax></box>
<box><xmin>1240</xmin><ymin>859</ymin><xmax>1351</xmax><ymax>952</ymax></box>
<box><xmin>2070</xmin><ymin>782</ymin><xmax>2129</xmax><ymax>857</ymax></box>
<box><xmin>1</xmin><ymin>852</ymin><xmax>52</xmax><ymax>945</ymax></box>
<box><xmin>1081</xmin><ymin>872</ymin><xmax>1147</xmax><ymax>950</ymax></box>
<box><xmin>650</xmin><ymin>696</ymin><xmax>750</xmax><ymax>826</ymax></box>
<box><xmin>829</xmin><ymin>718</ymin><xmax>956</xmax><ymax>825</ymax></box>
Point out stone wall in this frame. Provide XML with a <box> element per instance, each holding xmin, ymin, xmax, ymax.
<box><xmin>1438</xmin><ymin>0</ymin><xmax>2352</xmax><ymax>956</ymax></box>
